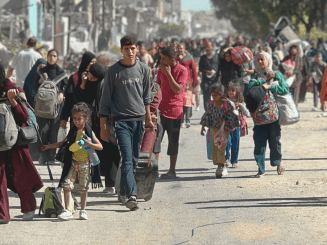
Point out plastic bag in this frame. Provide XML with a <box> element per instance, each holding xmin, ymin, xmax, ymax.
<box><xmin>58</xmin><ymin>127</ymin><xmax>68</xmax><ymax>143</ymax></box>
<box><xmin>213</xmin><ymin>121</ymin><xmax>227</xmax><ymax>149</ymax></box>
<box><xmin>285</xmin><ymin>75</ymin><xmax>295</xmax><ymax>87</ymax></box>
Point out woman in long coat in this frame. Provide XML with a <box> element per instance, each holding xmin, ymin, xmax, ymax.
<box><xmin>0</xmin><ymin>62</ymin><xmax>43</xmax><ymax>224</ymax></box>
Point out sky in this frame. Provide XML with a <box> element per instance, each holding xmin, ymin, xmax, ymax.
<box><xmin>181</xmin><ymin>0</ymin><xmax>212</xmax><ymax>11</ymax></box>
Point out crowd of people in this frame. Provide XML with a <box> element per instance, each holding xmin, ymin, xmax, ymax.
<box><xmin>0</xmin><ymin>33</ymin><xmax>327</xmax><ymax>224</ymax></box>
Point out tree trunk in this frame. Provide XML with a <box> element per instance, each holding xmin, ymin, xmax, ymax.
<box><xmin>320</xmin><ymin>0</ymin><xmax>326</xmax><ymax>30</ymax></box>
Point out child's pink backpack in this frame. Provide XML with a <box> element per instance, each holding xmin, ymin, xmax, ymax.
<box><xmin>239</xmin><ymin>111</ymin><xmax>248</xmax><ymax>137</ymax></box>
<box><xmin>231</xmin><ymin>46</ymin><xmax>253</xmax><ymax>66</ymax></box>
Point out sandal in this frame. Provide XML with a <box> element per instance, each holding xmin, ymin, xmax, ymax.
<box><xmin>160</xmin><ymin>172</ymin><xmax>177</xmax><ymax>179</ymax></box>
<box><xmin>254</xmin><ymin>172</ymin><xmax>265</xmax><ymax>178</ymax></box>
<box><xmin>125</xmin><ymin>196</ymin><xmax>139</xmax><ymax>211</ymax></box>
<box><xmin>277</xmin><ymin>164</ymin><xmax>285</xmax><ymax>175</ymax></box>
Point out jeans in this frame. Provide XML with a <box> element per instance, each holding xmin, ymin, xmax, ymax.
<box><xmin>225</xmin><ymin>127</ymin><xmax>241</xmax><ymax>164</ymax></box>
<box><xmin>115</xmin><ymin>120</ymin><xmax>144</xmax><ymax>198</ymax></box>
<box><xmin>253</xmin><ymin>121</ymin><xmax>282</xmax><ymax>174</ymax></box>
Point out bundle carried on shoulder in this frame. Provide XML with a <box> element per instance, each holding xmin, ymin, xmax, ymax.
<box><xmin>230</xmin><ymin>46</ymin><xmax>254</xmax><ymax>66</ymax></box>
<box><xmin>34</xmin><ymin>72</ymin><xmax>68</xmax><ymax>119</ymax></box>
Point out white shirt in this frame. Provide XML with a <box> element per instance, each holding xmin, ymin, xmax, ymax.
<box><xmin>10</xmin><ymin>48</ymin><xmax>42</xmax><ymax>88</ymax></box>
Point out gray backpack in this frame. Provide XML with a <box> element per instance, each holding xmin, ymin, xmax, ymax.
<box><xmin>0</xmin><ymin>98</ymin><xmax>18</xmax><ymax>151</ymax></box>
<box><xmin>34</xmin><ymin>72</ymin><xmax>68</xmax><ymax>119</ymax></box>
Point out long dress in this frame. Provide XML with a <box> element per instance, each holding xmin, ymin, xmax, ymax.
<box><xmin>0</xmin><ymin>81</ymin><xmax>43</xmax><ymax>222</ymax></box>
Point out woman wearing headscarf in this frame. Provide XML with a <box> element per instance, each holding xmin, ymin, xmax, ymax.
<box><xmin>23</xmin><ymin>58</ymin><xmax>47</xmax><ymax>108</ymax></box>
<box><xmin>75</xmin><ymin>62</ymin><xmax>121</xmax><ymax>193</ymax></box>
<box><xmin>33</xmin><ymin>49</ymin><xmax>68</xmax><ymax>165</ymax></box>
<box><xmin>247</xmin><ymin>52</ymin><xmax>289</xmax><ymax>177</ymax></box>
<box><xmin>218</xmin><ymin>49</ymin><xmax>242</xmax><ymax>88</ymax></box>
<box><xmin>60</xmin><ymin>51</ymin><xmax>96</xmax><ymax>127</ymax></box>
<box><xmin>264</xmin><ymin>46</ymin><xmax>280</xmax><ymax>71</ymax></box>
<box><xmin>280</xmin><ymin>45</ymin><xmax>304</xmax><ymax>106</ymax></box>
<box><xmin>0</xmin><ymin>62</ymin><xmax>43</xmax><ymax>223</ymax></box>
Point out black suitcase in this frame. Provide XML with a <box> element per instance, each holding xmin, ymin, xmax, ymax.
<box><xmin>115</xmin><ymin>130</ymin><xmax>158</xmax><ymax>202</ymax></box>
<box><xmin>115</xmin><ymin>152</ymin><xmax>158</xmax><ymax>202</ymax></box>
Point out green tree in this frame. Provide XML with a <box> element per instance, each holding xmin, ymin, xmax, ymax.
<box><xmin>211</xmin><ymin>0</ymin><xmax>326</xmax><ymax>38</ymax></box>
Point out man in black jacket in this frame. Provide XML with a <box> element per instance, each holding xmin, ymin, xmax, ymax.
<box><xmin>199</xmin><ymin>41</ymin><xmax>219</xmax><ymax>111</ymax></box>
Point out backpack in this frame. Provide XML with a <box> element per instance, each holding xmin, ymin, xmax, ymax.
<box><xmin>231</xmin><ymin>46</ymin><xmax>254</xmax><ymax>66</ymax></box>
<box><xmin>39</xmin><ymin>157</ymin><xmax>78</xmax><ymax>218</ymax></box>
<box><xmin>239</xmin><ymin>110</ymin><xmax>248</xmax><ymax>137</ymax></box>
<box><xmin>34</xmin><ymin>72</ymin><xmax>68</xmax><ymax>119</ymax></box>
<box><xmin>0</xmin><ymin>98</ymin><xmax>18</xmax><ymax>151</ymax></box>
<box><xmin>39</xmin><ymin>187</ymin><xmax>78</xmax><ymax>218</ymax></box>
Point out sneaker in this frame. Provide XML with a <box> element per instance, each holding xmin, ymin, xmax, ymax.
<box><xmin>79</xmin><ymin>210</ymin><xmax>88</xmax><ymax>220</ymax></box>
<box><xmin>186</xmin><ymin>123</ymin><xmax>191</xmax><ymax>128</ymax></box>
<box><xmin>0</xmin><ymin>219</ymin><xmax>10</xmax><ymax>224</ymax></box>
<box><xmin>312</xmin><ymin>107</ymin><xmax>320</xmax><ymax>112</ymax></box>
<box><xmin>216</xmin><ymin>166</ymin><xmax>228</xmax><ymax>178</ymax></box>
<box><xmin>38</xmin><ymin>155</ymin><xmax>46</xmax><ymax>165</ymax></box>
<box><xmin>181</xmin><ymin>123</ymin><xmax>186</xmax><ymax>128</ymax></box>
<box><xmin>57</xmin><ymin>209</ymin><xmax>73</xmax><ymax>221</ymax></box>
<box><xmin>125</xmin><ymin>196</ymin><xmax>139</xmax><ymax>211</ymax></box>
<box><xmin>224</xmin><ymin>159</ymin><xmax>231</xmax><ymax>167</ymax></box>
<box><xmin>196</xmin><ymin>106</ymin><xmax>200</xmax><ymax>111</ymax></box>
<box><xmin>22</xmin><ymin>211</ymin><xmax>35</xmax><ymax>221</ymax></box>
<box><xmin>103</xmin><ymin>187</ymin><xmax>115</xmax><ymax>194</ymax></box>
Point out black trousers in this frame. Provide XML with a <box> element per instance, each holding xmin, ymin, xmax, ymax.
<box><xmin>313</xmin><ymin>80</ymin><xmax>322</xmax><ymax>108</ymax></box>
<box><xmin>158</xmin><ymin>115</ymin><xmax>181</xmax><ymax>156</ymax></box>
<box><xmin>98</xmin><ymin>140</ymin><xmax>121</xmax><ymax>188</ymax></box>
<box><xmin>182</xmin><ymin>106</ymin><xmax>192</xmax><ymax>124</ymax></box>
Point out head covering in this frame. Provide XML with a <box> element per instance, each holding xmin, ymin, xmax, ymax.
<box><xmin>23</xmin><ymin>58</ymin><xmax>47</xmax><ymax>96</ymax></box>
<box><xmin>78</xmin><ymin>51</ymin><xmax>96</xmax><ymax>78</ymax></box>
<box><xmin>256</xmin><ymin>51</ymin><xmax>273</xmax><ymax>75</ymax></box>
<box><xmin>89</xmin><ymin>62</ymin><xmax>106</xmax><ymax>82</ymax></box>
<box><xmin>0</xmin><ymin>62</ymin><xmax>10</xmax><ymax>92</ymax></box>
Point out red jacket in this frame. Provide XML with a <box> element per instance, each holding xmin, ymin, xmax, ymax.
<box><xmin>178</xmin><ymin>54</ymin><xmax>198</xmax><ymax>87</ymax></box>
<box><xmin>321</xmin><ymin>67</ymin><xmax>327</xmax><ymax>105</ymax></box>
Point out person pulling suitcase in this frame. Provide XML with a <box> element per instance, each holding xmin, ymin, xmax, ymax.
<box><xmin>99</xmin><ymin>36</ymin><xmax>154</xmax><ymax>211</ymax></box>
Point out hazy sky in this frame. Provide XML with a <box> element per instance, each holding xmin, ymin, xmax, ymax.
<box><xmin>181</xmin><ymin>0</ymin><xmax>212</xmax><ymax>11</ymax></box>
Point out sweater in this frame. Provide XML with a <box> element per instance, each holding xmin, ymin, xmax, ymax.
<box><xmin>99</xmin><ymin>60</ymin><xmax>151</xmax><ymax>121</ymax></box>
<box><xmin>248</xmin><ymin>72</ymin><xmax>289</xmax><ymax>95</ymax></box>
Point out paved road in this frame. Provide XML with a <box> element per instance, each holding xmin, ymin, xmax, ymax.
<box><xmin>2</xmin><ymin>93</ymin><xmax>327</xmax><ymax>245</ymax></box>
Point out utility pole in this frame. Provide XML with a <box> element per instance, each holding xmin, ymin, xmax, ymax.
<box><xmin>54</xmin><ymin>0</ymin><xmax>62</xmax><ymax>54</ymax></box>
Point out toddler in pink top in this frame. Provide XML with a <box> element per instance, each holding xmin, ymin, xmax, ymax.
<box><xmin>182</xmin><ymin>81</ymin><xmax>194</xmax><ymax>128</ymax></box>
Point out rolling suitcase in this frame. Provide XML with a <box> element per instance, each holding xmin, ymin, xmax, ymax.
<box><xmin>115</xmin><ymin>131</ymin><xmax>158</xmax><ymax>202</ymax></box>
